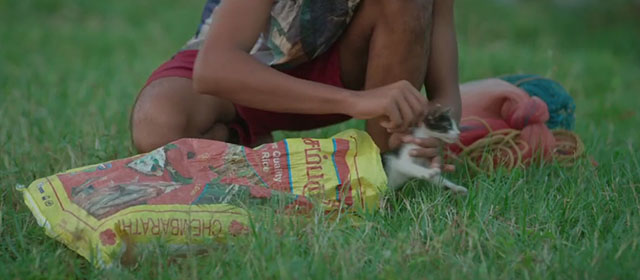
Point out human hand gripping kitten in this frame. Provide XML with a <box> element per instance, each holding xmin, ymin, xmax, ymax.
<box><xmin>384</xmin><ymin>105</ymin><xmax>468</xmax><ymax>194</ymax></box>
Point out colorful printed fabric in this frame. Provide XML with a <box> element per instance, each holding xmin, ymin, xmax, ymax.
<box><xmin>182</xmin><ymin>0</ymin><xmax>361</xmax><ymax>69</ymax></box>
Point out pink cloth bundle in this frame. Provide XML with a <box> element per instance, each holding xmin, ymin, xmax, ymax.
<box><xmin>450</xmin><ymin>79</ymin><xmax>557</xmax><ymax>162</ymax></box>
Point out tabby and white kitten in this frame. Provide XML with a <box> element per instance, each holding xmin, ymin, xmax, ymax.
<box><xmin>384</xmin><ymin>106</ymin><xmax>468</xmax><ymax>194</ymax></box>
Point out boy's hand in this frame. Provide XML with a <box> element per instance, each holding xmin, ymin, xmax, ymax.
<box><xmin>348</xmin><ymin>80</ymin><xmax>427</xmax><ymax>133</ymax></box>
<box><xmin>388</xmin><ymin>132</ymin><xmax>456</xmax><ymax>172</ymax></box>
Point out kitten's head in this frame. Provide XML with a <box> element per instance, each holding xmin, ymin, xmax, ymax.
<box><xmin>420</xmin><ymin>105</ymin><xmax>460</xmax><ymax>143</ymax></box>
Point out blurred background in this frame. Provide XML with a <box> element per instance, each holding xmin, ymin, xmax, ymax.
<box><xmin>0</xmin><ymin>0</ymin><xmax>639</xmax><ymax>169</ymax></box>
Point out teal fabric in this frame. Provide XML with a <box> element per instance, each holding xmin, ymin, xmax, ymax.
<box><xmin>501</xmin><ymin>74</ymin><xmax>576</xmax><ymax>130</ymax></box>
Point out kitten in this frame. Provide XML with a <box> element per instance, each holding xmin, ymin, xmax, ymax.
<box><xmin>384</xmin><ymin>105</ymin><xmax>468</xmax><ymax>194</ymax></box>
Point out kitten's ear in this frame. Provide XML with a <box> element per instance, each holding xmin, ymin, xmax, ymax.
<box><xmin>428</xmin><ymin>104</ymin><xmax>442</xmax><ymax>113</ymax></box>
<box><xmin>443</xmin><ymin>107</ymin><xmax>452</xmax><ymax>115</ymax></box>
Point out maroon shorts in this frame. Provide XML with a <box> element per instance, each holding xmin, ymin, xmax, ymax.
<box><xmin>144</xmin><ymin>47</ymin><xmax>351</xmax><ymax>146</ymax></box>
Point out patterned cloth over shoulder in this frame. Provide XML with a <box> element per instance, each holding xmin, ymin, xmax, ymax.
<box><xmin>182</xmin><ymin>0</ymin><xmax>361</xmax><ymax>69</ymax></box>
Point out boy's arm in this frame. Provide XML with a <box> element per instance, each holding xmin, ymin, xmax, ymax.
<box><xmin>425</xmin><ymin>0</ymin><xmax>461</xmax><ymax>121</ymax></box>
<box><xmin>194</xmin><ymin>0</ymin><xmax>425</xmax><ymax>132</ymax></box>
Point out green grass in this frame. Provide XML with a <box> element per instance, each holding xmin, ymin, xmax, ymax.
<box><xmin>1</xmin><ymin>0</ymin><xmax>639</xmax><ymax>278</ymax></box>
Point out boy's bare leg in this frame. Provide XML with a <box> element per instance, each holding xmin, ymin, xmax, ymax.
<box><xmin>130</xmin><ymin>77</ymin><xmax>236</xmax><ymax>153</ymax></box>
<box><xmin>131</xmin><ymin>0</ymin><xmax>434</xmax><ymax>153</ymax></box>
<box><xmin>339</xmin><ymin>0</ymin><xmax>434</xmax><ymax>151</ymax></box>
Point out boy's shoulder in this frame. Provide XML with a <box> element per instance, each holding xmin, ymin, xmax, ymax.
<box><xmin>183</xmin><ymin>0</ymin><xmax>361</xmax><ymax>68</ymax></box>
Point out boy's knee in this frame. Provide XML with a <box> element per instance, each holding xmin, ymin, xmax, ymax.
<box><xmin>130</xmin><ymin>88</ymin><xmax>192</xmax><ymax>153</ymax></box>
<box><xmin>131</xmin><ymin>104</ymin><xmax>189</xmax><ymax>153</ymax></box>
<box><xmin>130</xmin><ymin>77</ymin><xmax>236</xmax><ymax>153</ymax></box>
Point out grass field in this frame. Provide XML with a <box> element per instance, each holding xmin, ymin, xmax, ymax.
<box><xmin>1</xmin><ymin>0</ymin><xmax>640</xmax><ymax>279</ymax></box>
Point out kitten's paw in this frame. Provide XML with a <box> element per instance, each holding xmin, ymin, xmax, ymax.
<box><xmin>426</xmin><ymin>168</ymin><xmax>441</xmax><ymax>179</ymax></box>
<box><xmin>449</xmin><ymin>185</ymin><xmax>468</xmax><ymax>195</ymax></box>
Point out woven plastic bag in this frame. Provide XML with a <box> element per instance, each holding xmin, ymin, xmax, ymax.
<box><xmin>18</xmin><ymin>129</ymin><xmax>387</xmax><ymax>268</ymax></box>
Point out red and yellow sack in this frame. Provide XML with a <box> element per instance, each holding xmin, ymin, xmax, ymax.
<box><xmin>19</xmin><ymin>129</ymin><xmax>387</xmax><ymax>268</ymax></box>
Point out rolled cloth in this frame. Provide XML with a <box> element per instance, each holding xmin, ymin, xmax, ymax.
<box><xmin>450</xmin><ymin>78</ymin><xmax>556</xmax><ymax>161</ymax></box>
